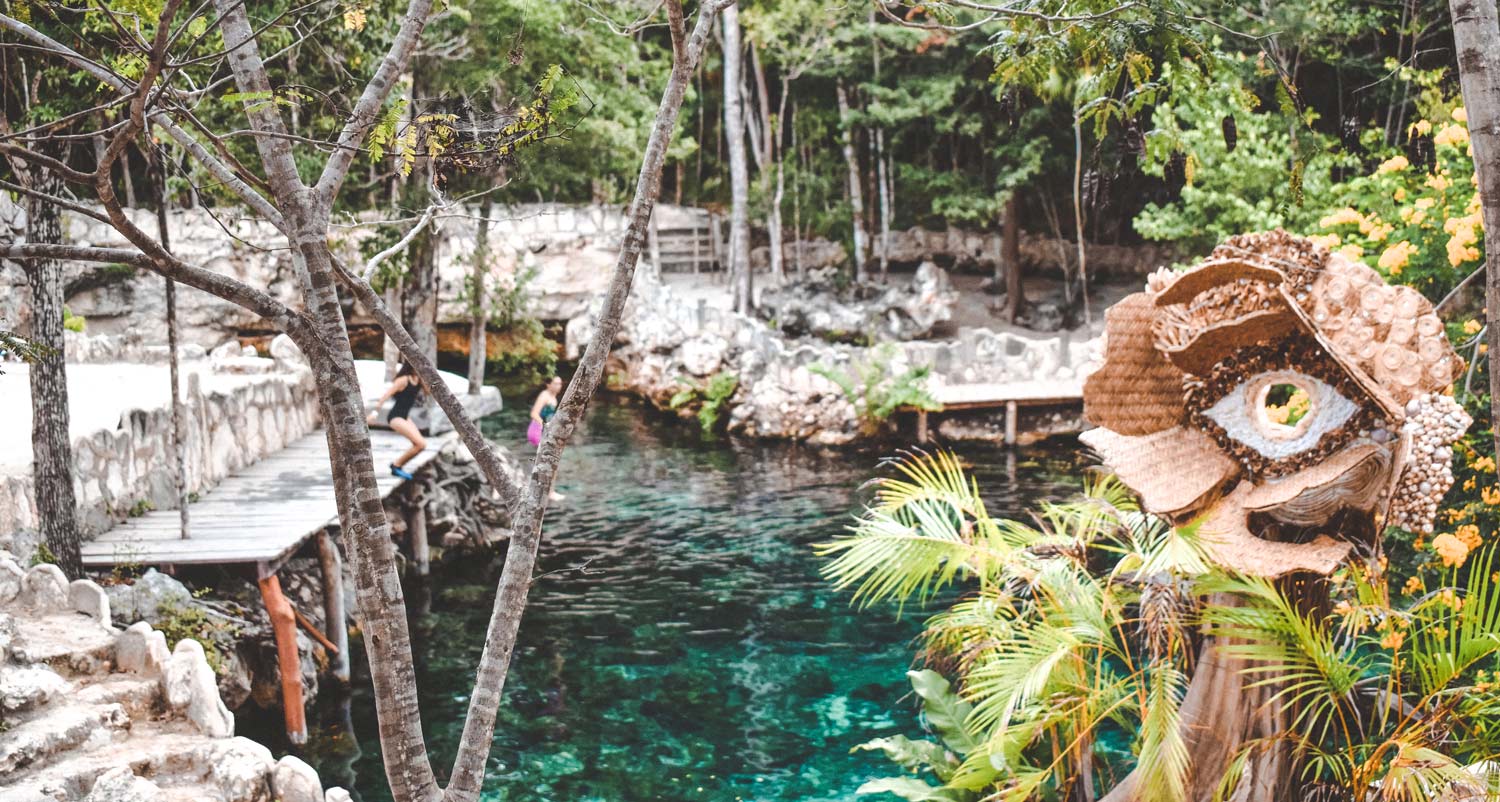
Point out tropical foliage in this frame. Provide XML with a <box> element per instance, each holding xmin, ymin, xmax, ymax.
<box><xmin>822</xmin><ymin>451</ymin><xmax>1500</xmax><ymax>801</ymax></box>
<box><xmin>811</xmin><ymin>346</ymin><xmax>940</xmax><ymax>436</ymax></box>
<box><xmin>670</xmin><ymin>371</ymin><xmax>741</xmax><ymax>434</ymax></box>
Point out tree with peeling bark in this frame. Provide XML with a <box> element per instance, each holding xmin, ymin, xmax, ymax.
<box><xmin>0</xmin><ymin>1</ymin><xmax>731</xmax><ymax>800</ymax></box>
<box><xmin>1449</xmin><ymin>0</ymin><xmax>1500</xmax><ymax>462</ymax></box>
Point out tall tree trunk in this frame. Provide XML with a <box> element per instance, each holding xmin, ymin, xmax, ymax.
<box><xmin>791</xmin><ymin>97</ymin><xmax>803</xmax><ymax>280</ymax></box>
<box><xmin>149</xmin><ymin>134</ymin><xmax>189</xmax><ymax>537</ymax></box>
<box><xmin>876</xmin><ymin>128</ymin><xmax>890</xmax><ymax>280</ymax></box>
<box><xmin>722</xmin><ymin>3</ymin><xmax>753</xmax><ymax>313</ymax></box>
<box><xmin>1002</xmin><ymin>194</ymin><xmax>1023</xmax><ymax>324</ymax></box>
<box><xmin>24</xmin><ymin>166</ymin><xmax>81</xmax><ymax>576</ymax></box>
<box><xmin>468</xmin><ymin>195</ymin><xmax>491</xmax><ymax>396</ymax></box>
<box><xmin>1071</xmin><ymin>111</ymin><xmax>1090</xmax><ymax>323</ymax></box>
<box><xmin>1450</xmin><ymin>0</ymin><xmax>1500</xmax><ymax>460</ymax></box>
<box><xmin>837</xmin><ymin>78</ymin><xmax>868</xmax><ymax>283</ymax></box>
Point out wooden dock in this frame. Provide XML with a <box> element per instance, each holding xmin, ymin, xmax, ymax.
<box><xmin>81</xmin><ymin>426</ymin><xmax>454</xmax><ymax>744</ymax></box>
<box><xmin>913</xmin><ymin>379</ymin><xmax>1085</xmax><ymax>443</ymax></box>
<box><xmin>80</xmin><ymin>428</ymin><xmax>451</xmax><ymax>578</ymax></box>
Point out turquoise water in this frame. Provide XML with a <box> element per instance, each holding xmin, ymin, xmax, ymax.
<box><xmin>290</xmin><ymin>402</ymin><xmax>1083</xmax><ymax>801</ymax></box>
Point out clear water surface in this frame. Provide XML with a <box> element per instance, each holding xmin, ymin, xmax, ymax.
<box><xmin>271</xmin><ymin>402</ymin><xmax>1085</xmax><ymax>801</ymax></box>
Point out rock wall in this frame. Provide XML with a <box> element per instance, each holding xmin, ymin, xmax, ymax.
<box><xmin>567</xmin><ymin>272</ymin><xmax>1095</xmax><ymax>445</ymax></box>
<box><xmin>0</xmin><ymin>354</ymin><xmax>320</xmax><ymax>543</ymax></box>
<box><xmin>0</xmin><ymin>556</ymin><xmax>346</xmax><ymax>802</ymax></box>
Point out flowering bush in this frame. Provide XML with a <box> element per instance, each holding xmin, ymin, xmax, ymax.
<box><xmin>1312</xmin><ymin>107</ymin><xmax>1483</xmax><ymax>301</ymax></box>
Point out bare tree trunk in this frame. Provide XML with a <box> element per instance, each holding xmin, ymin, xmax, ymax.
<box><xmin>1072</xmin><ymin>112</ymin><xmax>1090</xmax><ymax>324</ymax></box>
<box><xmin>148</xmin><ymin>135</ymin><xmax>189</xmax><ymax>537</ymax></box>
<box><xmin>468</xmin><ymin>195</ymin><xmax>490</xmax><ymax>396</ymax></box>
<box><xmin>876</xmin><ymin>128</ymin><xmax>890</xmax><ymax>280</ymax></box>
<box><xmin>791</xmin><ymin>97</ymin><xmax>803</xmax><ymax>280</ymax></box>
<box><xmin>23</xmin><ymin>166</ymin><xmax>80</xmax><ymax>576</ymax></box>
<box><xmin>1450</xmin><ymin>0</ymin><xmax>1500</xmax><ymax>461</ymax></box>
<box><xmin>837</xmin><ymin>78</ymin><xmax>868</xmax><ymax>283</ymax></box>
<box><xmin>1003</xmin><ymin>194</ymin><xmax>1023</xmax><ymax>324</ymax></box>
<box><xmin>722</xmin><ymin>3</ymin><xmax>753</xmax><ymax>313</ymax></box>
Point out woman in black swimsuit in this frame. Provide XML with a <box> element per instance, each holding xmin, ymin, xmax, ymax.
<box><xmin>367</xmin><ymin>363</ymin><xmax>427</xmax><ymax>479</ymax></box>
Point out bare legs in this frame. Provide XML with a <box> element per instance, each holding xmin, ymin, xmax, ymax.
<box><xmin>388</xmin><ymin>416</ymin><xmax>427</xmax><ymax>467</ymax></box>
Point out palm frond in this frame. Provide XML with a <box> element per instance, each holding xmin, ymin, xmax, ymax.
<box><xmin>1135</xmin><ymin>659</ymin><xmax>1190</xmax><ymax>802</ymax></box>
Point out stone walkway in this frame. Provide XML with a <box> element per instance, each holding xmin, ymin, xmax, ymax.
<box><xmin>0</xmin><ymin>558</ymin><xmax>344</xmax><ymax>802</ymax></box>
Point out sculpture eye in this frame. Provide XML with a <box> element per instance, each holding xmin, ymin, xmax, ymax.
<box><xmin>1201</xmin><ymin>371</ymin><xmax>1360</xmax><ymax>460</ymax></box>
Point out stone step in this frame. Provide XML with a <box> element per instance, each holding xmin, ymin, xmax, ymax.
<box><xmin>0</xmin><ymin>701</ymin><xmax>130</xmax><ymax>776</ymax></box>
<box><xmin>0</xmin><ymin>663</ymin><xmax>73</xmax><ymax>714</ymax></box>
<box><xmin>0</xmin><ymin>721</ymin><xmax>217</xmax><ymax>802</ymax></box>
<box><xmin>10</xmin><ymin>614</ymin><xmax>117</xmax><ymax>677</ymax></box>
<box><xmin>74</xmin><ymin>674</ymin><xmax>162</xmax><ymax>717</ymax></box>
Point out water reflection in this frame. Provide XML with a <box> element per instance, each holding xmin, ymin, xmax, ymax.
<box><xmin>268</xmin><ymin>400</ymin><xmax>1085</xmax><ymax>801</ymax></box>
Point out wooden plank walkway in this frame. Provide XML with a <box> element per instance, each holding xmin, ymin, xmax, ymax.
<box><xmin>80</xmin><ymin>428</ymin><xmax>454</xmax><ymax>577</ymax></box>
<box><xmin>912</xmin><ymin>378</ymin><xmax>1086</xmax><ymax>444</ymax></box>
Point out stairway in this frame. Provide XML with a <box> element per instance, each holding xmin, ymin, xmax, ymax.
<box><xmin>650</xmin><ymin>206</ymin><xmax>723</xmax><ymax>273</ymax></box>
<box><xmin>0</xmin><ymin>559</ymin><xmax>341</xmax><ymax>802</ymax></box>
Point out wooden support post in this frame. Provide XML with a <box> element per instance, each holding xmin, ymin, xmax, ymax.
<box><xmin>257</xmin><ymin>573</ymin><xmax>307</xmax><ymax>744</ymax></box>
<box><xmin>1004</xmin><ymin>400</ymin><xmax>1018</xmax><ymax>446</ymax></box>
<box><xmin>408</xmin><ymin>502</ymin><xmax>429</xmax><ymax>577</ymax></box>
<box><xmin>917</xmin><ymin>409</ymin><xmax>929</xmax><ymax>444</ymax></box>
<box><xmin>316</xmin><ymin>531</ymin><xmax>349</xmax><ymax>683</ymax></box>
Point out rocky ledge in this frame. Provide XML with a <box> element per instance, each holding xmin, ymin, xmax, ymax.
<box><xmin>0</xmin><ymin>557</ymin><xmax>345</xmax><ymax>802</ymax></box>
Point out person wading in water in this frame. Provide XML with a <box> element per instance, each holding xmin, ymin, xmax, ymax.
<box><xmin>529</xmin><ymin>375</ymin><xmax>566</xmax><ymax>501</ymax></box>
<box><xmin>367</xmin><ymin>363</ymin><xmax>427</xmax><ymax>480</ymax></box>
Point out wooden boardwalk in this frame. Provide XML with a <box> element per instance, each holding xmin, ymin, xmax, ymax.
<box><xmin>913</xmin><ymin>378</ymin><xmax>1085</xmax><ymax>443</ymax></box>
<box><xmin>80</xmin><ymin>429</ymin><xmax>452</xmax><ymax>578</ymax></box>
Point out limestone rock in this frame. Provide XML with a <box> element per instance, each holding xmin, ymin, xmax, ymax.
<box><xmin>115</xmin><ymin>621</ymin><xmax>170</xmax><ymax>675</ymax></box>
<box><xmin>0</xmin><ymin>664</ymin><xmax>71</xmax><ymax>712</ymax></box>
<box><xmin>69</xmin><ymin>578</ymin><xmax>111</xmax><ymax>623</ymax></box>
<box><xmin>0</xmin><ymin>558</ymin><xmax>23</xmax><ymax>605</ymax></box>
<box><xmin>165</xmin><ymin>638</ymin><xmax>234</xmax><ymax>737</ymax></box>
<box><xmin>105</xmin><ymin>568</ymin><xmax>193</xmax><ymax>624</ymax></box>
<box><xmin>85</xmin><ymin>767</ymin><xmax>162</xmax><ymax>802</ymax></box>
<box><xmin>678</xmin><ymin>334</ymin><xmax>729</xmax><ymax>377</ymax></box>
<box><xmin>19</xmin><ymin>564</ymin><xmax>70</xmax><ymax>612</ymax></box>
<box><xmin>210</xmin><ymin>340</ymin><xmax>242</xmax><ymax>361</ymax></box>
<box><xmin>270</xmin><ymin>333</ymin><xmax>307</xmax><ymax>368</ymax></box>
<box><xmin>273</xmin><ymin>755</ymin><xmax>324</xmax><ymax>802</ymax></box>
<box><xmin>210</xmin><ymin>737</ymin><xmax>276</xmax><ymax>802</ymax></box>
<box><xmin>325</xmin><ymin>788</ymin><xmax>354</xmax><ymax>802</ymax></box>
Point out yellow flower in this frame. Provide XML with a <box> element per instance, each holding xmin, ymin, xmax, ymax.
<box><xmin>1483</xmin><ymin>486</ymin><xmax>1500</xmax><ymax>506</ymax></box>
<box><xmin>1473</xmin><ymin>454</ymin><xmax>1495</xmax><ymax>471</ymax></box>
<box><xmin>1378</xmin><ymin>155</ymin><xmax>1410</xmax><ymax>174</ymax></box>
<box><xmin>1465</xmin><ymin>477</ymin><xmax>1478</xmax><ymax>491</ymax></box>
<box><xmin>1416</xmin><ymin>197</ymin><xmax>1436</xmax><ymax>210</ymax></box>
<box><xmin>1404</xmin><ymin>575</ymin><xmax>1425</xmax><ymax>595</ymax></box>
<box><xmin>1439</xmin><ymin>588</ymin><xmax>1464</xmax><ymax>610</ymax></box>
<box><xmin>1320</xmin><ymin>208</ymin><xmax>1365</xmax><ymax>229</ymax></box>
<box><xmin>1434</xmin><ymin>532</ymin><xmax>1471</xmax><ymax>567</ymax></box>
<box><xmin>1381</xmin><ymin>629</ymin><xmax>1406</xmax><ymax>650</ymax></box>
<box><xmin>1434</xmin><ymin>625</ymin><xmax>1449</xmax><ymax>639</ymax></box>
<box><xmin>1457</xmin><ymin>524</ymin><xmax>1483</xmax><ymax>550</ymax></box>
<box><xmin>1454</xmin><ymin>107</ymin><xmax>1469</xmax><ymax>124</ymax></box>
<box><xmin>1394</xmin><ymin>187</ymin><xmax>1407</xmax><ymax>201</ymax></box>
<box><xmin>1338</xmin><ymin>243</ymin><xmax>1365</xmax><ymax>261</ymax></box>
<box><xmin>1308</xmin><ymin>233</ymin><xmax>1342</xmax><ymax>250</ymax></box>
<box><xmin>1435</xmin><ymin>124</ymin><xmax>1471</xmax><ymax>148</ymax></box>
<box><xmin>1412</xmin><ymin>119</ymin><xmax>1433</xmax><ymax>136</ymax></box>
<box><xmin>1378</xmin><ymin>241</ymin><xmax>1418</xmax><ymax>274</ymax></box>
<box><xmin>342</xmin><ymin>5</ymin><xmax>367</xmax><ymax>30</ymax></box>
<box><xmin>1427</xmin><ymin>173</ymin><xmax>1452</xmax><ymax>192</ymax></box>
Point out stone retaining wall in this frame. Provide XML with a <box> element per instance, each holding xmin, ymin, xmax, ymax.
<box><xmin>1</xmin><ymin>362</ymin><xmax>320</xmax><ymax>542</ymax></box>
<box><xmin>567</xmin><ymin>272</ymin><xmax>1096</xmax><ymax>444</ymax></box>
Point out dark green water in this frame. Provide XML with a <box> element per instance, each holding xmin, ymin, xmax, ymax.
<box><xmin>285</xmin><ymin>402</ymin><xmax>1083</xmax><ymax>801</ymax></box>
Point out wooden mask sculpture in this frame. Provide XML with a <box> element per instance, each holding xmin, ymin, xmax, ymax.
<box><xmin>1082</xmin><ymin>231</ymin><xmax>1469</xmax><ymax>578</ymax></box>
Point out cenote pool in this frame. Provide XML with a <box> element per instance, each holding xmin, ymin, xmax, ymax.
<box><xmin>270</xmin><ymin>402</ymin><xmax>1086</xmax><ymax>801</ymax></box>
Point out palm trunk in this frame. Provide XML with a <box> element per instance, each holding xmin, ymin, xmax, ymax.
<box><xmin>837</xmin><ymin>78</ymin><xmax>868</xmax><ymax>283</ymax></box>
<box><xmin>722</xmin><ymin>3</ymin><xmax>752</xmax><ymax>313</ymax></box>
<box><xmin>1449</xmin><ymin>0</ymin><xmax>1500</xmax><ymax>461</ymax></box>
<box><xmin>24</xmin><ymin>166</ymin><xmax>81</xmax><ymax>576</ymax></box>
<box><xmin>468</xmin><ymin>195</ymin><xmax>491</xmax><ymax>396</ymax></box>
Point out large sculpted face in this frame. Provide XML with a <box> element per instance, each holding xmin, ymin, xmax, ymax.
<box><xmin>1081</xmin><ymin>231</ymin><xmax>1470</xmax><ymax>578</ymax></box>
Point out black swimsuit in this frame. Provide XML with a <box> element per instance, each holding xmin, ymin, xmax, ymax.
<box><xmin>388</xmin><ymin>380</ymin><xmax>421</xmax><ymax>422</ymax></box>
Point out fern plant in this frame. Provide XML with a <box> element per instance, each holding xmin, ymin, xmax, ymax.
<box><xmin>669</xmin><ymin>372</ymin><xmax>739</xmax><ymax>434</ymax></box>
<box><xmin>811</xmin><ymin>345</ymin><xmax>941</xmax><ymax>436</ymax></box>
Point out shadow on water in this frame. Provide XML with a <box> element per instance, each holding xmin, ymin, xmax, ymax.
<box><xmin>240</xmin><ymin>400</ymin><xmax>1087</xmax><ymax>801</ymax></box>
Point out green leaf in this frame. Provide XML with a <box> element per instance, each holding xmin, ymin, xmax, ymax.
<box><xmin>855</xmin><ymin>777</ymin><xmax>968</xmax><ymax>802</ymax></box>
<box><xmin>853</xmin><ymin>735</ymin><xmax>954</xmax><ymax>779</ymax></box>
<box><xmin>908</xmin><ymin>669</ymin><xmax>980</xmax><ymax>755</ymax></box>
